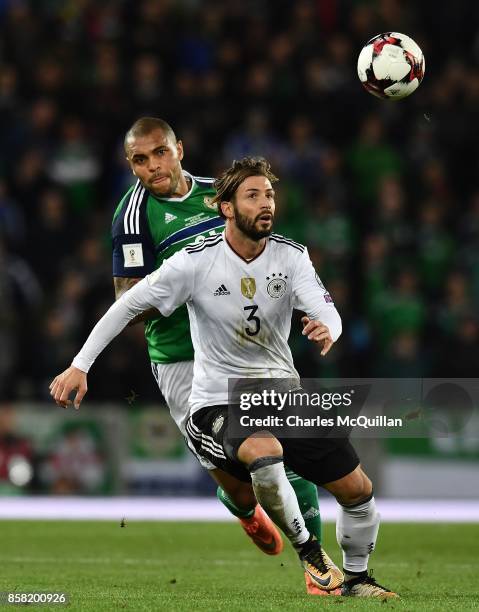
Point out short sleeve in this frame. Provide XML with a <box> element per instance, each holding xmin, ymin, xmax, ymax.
<box><xmin>112</xmin><ymin>183</ymin><xmax>156</xmax><ymax>277</ymax></box>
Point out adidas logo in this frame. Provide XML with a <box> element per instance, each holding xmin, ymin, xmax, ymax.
<box><xmin>291</xmin><ymin>518</ymin><xmax>302</xmax><ymax>535</ymax></box>
<box><xmin>214</xmin><ymin>284</ymin><xmax>230</xmax><ymax>296</ymax></box>
<box><xmin>164</xmin><ymin>212</ymin><xmax>177</xmax><ymax>224</ymax></box>
<box><xmin>302</xmin><ymin>507</ymin><xmax>321</xmax><ymax>520</ymax></box>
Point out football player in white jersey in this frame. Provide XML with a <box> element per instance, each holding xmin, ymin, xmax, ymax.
<box><xmin>115</xmin><ymin>119</ymin><xmax>331</xmax><ymax>594</ymax></box>
<box><xmin>50</xmin><ymin>158</ymin><xmax>397</xmax><ymax>599</ymax></box>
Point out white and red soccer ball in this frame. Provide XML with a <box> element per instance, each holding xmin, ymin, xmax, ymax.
<box><xmin>357</xmin><ymin>32</ymin><xmax>425</xmax><ymax>100</ymax></box>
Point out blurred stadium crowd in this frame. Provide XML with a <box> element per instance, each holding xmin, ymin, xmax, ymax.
<box><xmin>1</xmin><ymin>0</ymin><xmax>479</xmax><ymax>405</ymax></box>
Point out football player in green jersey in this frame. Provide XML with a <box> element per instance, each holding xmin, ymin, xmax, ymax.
<box><xmin>112</xmin><ymin>117</ymin><xmax>335</xmax><ymax>594</ymax></box>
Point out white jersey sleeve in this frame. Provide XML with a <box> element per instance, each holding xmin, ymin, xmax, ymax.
<box><xmin>291</xmin><ymin>248</ymin><xmax>342</xmax><ymax>342</ymax></box>
<box><xmin>72</xmin><ymin>250</ymin><xmax>193</xmax><ymax>372</ymax></box>
<box><xmin>146</xmin><ymin>248</ymin><xmax>194</xmax><ymax>316</ymax></box>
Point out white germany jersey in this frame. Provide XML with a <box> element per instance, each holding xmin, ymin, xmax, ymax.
<box><xmin>73</xmin><ymin>233</ymin><xmax>341</xmax><ymax>414</ymax></box>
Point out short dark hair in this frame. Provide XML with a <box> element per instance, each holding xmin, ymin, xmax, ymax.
<box><xmin>124</xmin><ymin>117</ymin><xmax>176</xmax><ymax>154</ymax></box>
<box><xmin>213</xmin><ymin>157</ymin><xmax>278</xmax><ymax>219</ymax></box>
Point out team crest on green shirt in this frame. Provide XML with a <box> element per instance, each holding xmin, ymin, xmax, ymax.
<box><xmin>203</xmin><ymin>196</ymin><xmax>217</xmax><ymax>210</ymax></box>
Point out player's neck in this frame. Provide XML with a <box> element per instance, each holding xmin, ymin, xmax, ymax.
<box><xmin>225</xmin><ymin>225</ymin><xmax>266</xmax><ymax>261</ymax></box>
<box><xmin>174</xmin><ymin>173</ymin><xmax>191</xmax><ymax>197</ymax></box>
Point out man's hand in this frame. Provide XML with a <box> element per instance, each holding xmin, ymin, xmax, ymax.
<box><xmin>49</xmin><ymin>366</ymin><xmax>88</xmax><ymax>410</ymax></box>
<box><xmin>301</xmin><ymin>316</ymin><xmax>334</xmax><ymax>356</ymax></box>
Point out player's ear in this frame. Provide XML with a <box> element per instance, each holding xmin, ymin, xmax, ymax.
<box><xmin>176</xmin><ymin>140</ymin><xmax>184</xmax><ymax>161</ymax></box>
<box><xmin>126</xmin><ymin>155</ymin><xmax>136</xmax><ymax>175</ymax></box>
<box><xmin>220</xmin><ymin>201</ymin><xmax>234</xmax><ymax>219</ymax></box>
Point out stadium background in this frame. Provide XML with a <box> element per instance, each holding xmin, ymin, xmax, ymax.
<box><xmin>0</xmin><ymin>0</ymin><xmax>478</xmax><ymax>501</ymax></box>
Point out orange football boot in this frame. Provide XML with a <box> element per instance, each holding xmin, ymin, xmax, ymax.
<box><xmin>304</xmin><ymin>572</ymin><xmax>342</xmax><ymax>596</ymax></box>
<box><xmin>239</xmin><ymin>505</ymin><xmax>283</xmax><ymax>555</ymax></box>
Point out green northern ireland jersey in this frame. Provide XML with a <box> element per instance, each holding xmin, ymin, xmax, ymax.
<box><xmin>112</xmin><ymin>171</ymin><xmax>224</xmax><ymax>363</ymax></box>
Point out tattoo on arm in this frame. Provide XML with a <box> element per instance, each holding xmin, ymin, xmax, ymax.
<box><xmin>114</xmin><ymin>276</ymin><xmax>141</xmax><ymax>299</ymax></box>
<box><xmin>113</xmin><ymin>277</ymin><xmax>161</xmax><ymax>325</ymax></box>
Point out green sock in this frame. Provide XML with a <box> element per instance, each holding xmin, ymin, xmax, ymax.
<box><xmin>217</xmin><ymin>486</ymin><xmax>255</xmax><ymax>519</ymax></box>
<box><xmin>285</xmin><ymin>469</ymin><xmax>322</xmax><ymax>543</ymax></box>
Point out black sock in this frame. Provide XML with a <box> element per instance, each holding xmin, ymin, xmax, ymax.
<box><xmin>344</xmin><ymin>569</ymin><xmax>367</xmax><ymax>581</ymax></box>
<box><xmin>295</xmin><ymin>534</ymin><xmax>317</xmax><ymax>555</ymax></box>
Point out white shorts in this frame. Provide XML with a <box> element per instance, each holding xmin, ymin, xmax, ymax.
<box><xmin>151</xmin><ymin>360</ymin><xmax>216</xmax><ymax>470</ymax></box>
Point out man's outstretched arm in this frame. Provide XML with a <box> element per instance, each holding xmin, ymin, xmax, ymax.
<box><xmin>114</xmin><ymin>276</ymin><xmax>160</xmax><ymax>325</ymax></box>
<box><xmin>50</xmin><ymin>277</ymin><xmax>157</xmax><ymax>409</ymax></box>
<box><xmin>50</xmin><ymin>249</ymin><xmax>194</xmax><ymax>409</ymax></box>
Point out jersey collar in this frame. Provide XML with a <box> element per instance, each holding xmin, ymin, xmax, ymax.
<box><xmin>150</xmin><ymin>170</ymin><xmax>196</xmax><ymax>203</ymax></box>
<box><xmin>224</xmin><ymin>234</ymin><xmax>268</xmax><ymax>265</ymax></box>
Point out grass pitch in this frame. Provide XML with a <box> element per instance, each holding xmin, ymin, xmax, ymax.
<box><xmin>0</xmin><ymin>521</ymin><xmax>478</xmax><ymax>611</ymax></box>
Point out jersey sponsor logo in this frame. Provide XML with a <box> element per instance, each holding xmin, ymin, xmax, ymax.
<box><xmin>164</xmin><ymin>212</ymin><xmax>177</xmax><ymax>224</ymax></box>
<box><xmin>241</xmin><ymin>277</ymin><xmax>256</xmax><ymax>299</ymax></box>
<box><xmin>122</xmin><ymin>243</ymin><xmax>144</xmax><ymax>267</ymax></box>
<box><xmin>214</xmin><ymin>284</ymin><xmax>230</xmax><ymax>296</ymax></box>
<box><xmin>266</xmin><ymin>272</ymin><xmax>288</xmax><ymax>298</ymax></box>
<box><xmin>203</xmin><ymin>196</ymin><xmax>217</xmax><ymax>210</ymax></box>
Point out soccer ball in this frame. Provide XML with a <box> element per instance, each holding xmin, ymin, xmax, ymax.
<box><xmin>357</xmin><ymin>32</ymin><xmax>425</xmax><ymax>100</ymax></box>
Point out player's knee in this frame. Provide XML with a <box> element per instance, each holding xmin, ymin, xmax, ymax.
<box><xmin>237</xmin><ymin>432</ymin><xmax>283</xmax><ymax>467</ymax></box>
<box><xmin>327</xmin><ymin>467</ymin><xmax>373</xmax><ymax>506</ymax></box>
<box><xmin>339</xmin><ymin>471</ymin><xmax>373</xmax><ymax>505</ymax></box>
<box><xmin>361</xmin><ymin>472</ymin><xmax>373</xmax><ymax>498</ymax></box>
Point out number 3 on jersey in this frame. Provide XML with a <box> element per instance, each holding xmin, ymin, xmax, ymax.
<box><xmin>244</xmin><ymin>305</ymin><xmax>260</xmax><ymax>336</ymax></box>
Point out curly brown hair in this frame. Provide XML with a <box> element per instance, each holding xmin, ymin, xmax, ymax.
<box><xmin>212</xmin><ymin>157</ymin><xmax>278</xmax><ymax>219</ymax></box>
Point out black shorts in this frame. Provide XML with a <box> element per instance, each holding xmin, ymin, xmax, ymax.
<box><xmin>186</xmin><ymin>406</ymin><xmax>359</xmax><ymax>486</ymax></box>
